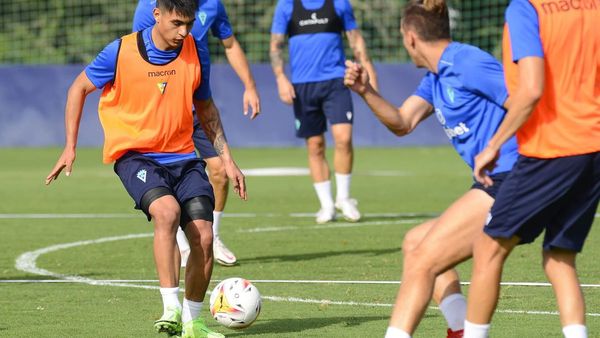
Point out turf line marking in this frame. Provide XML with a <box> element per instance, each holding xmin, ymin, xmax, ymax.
<box><xmin>238</xmin><ymin>219</ymin><xmax>424</xmax><ymax>233</ymax></box>
<box><xmin>13</xmin><ymin>234</ymin><xmax>600</xmax><ymax>318</ymax></box>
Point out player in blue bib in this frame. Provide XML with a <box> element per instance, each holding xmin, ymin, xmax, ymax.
<box><xmin>133</xmin><ymin>0</ymin><xmax>261</xmax><ymax>269</ymax></box>
<box><xmin>270</xmin><ymin>0</ymin><xmax>378</xmax><ymax>224</ymax></box>
<box><xmin>344</xmin><ymin>1</ymin><xmax>518</xmax><ymax>337</ymax></box>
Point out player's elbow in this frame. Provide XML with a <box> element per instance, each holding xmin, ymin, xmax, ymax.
<box><xmin>389</xmin><ymin>124</ymin><xmax>411</xmax><ymax>137</ymax></box>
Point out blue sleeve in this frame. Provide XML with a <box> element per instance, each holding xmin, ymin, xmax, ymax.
<box><xmin>338</xmin><ymin>0</ymin><xmax>358</xmax><ymax>31</ymax></box>
<box><xmin>505</xmin><ymin>0</ymin><xmax>543</xmax><ymax>62</ymax></box>
<box><xmin>84</xmin><ymin>39</ymin><xmax>120</xmax><ymax>89</ymax></box>
<box><xmin>194</xmin><ymin>47</ymin><xmax>212</xmax><ymax>100</ymax></box>
<box><xmin>132</xmin><ymin>0</ymin><xmax>156</xmax><ymax>32</ymax></box>
<box><xmin>455</xmin><ymin>49</ymin><xmax>508</xmax><ymax>107</ymax></box>
<box><xmin>271</xmin><ymin>0</ymin><xmax>291</xmax><ymax>34</ymax></box>
<box><xmin>210</xmin><ymin>1</ymin><xmax>233</xmax><ymax>40</ymax></box>
<box><xmin>414</xmin><ymin>74</ymin><xmax>434</xmax><ymax>105</ymax></box>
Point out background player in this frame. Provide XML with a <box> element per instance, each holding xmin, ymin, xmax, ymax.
<box><xmin>270</xmin><ymin>0</ymin><xmax>378</xmax><ymax>224</ymax></box>
<box><xmin>134</xmin><ymin>0</ymin><xmax>261</xmax><ymax>267</ymax></box>
<box><xmin>344</xmin><ymin>1</ymin><xmax>518</xmax><ymax>337</ymax></box>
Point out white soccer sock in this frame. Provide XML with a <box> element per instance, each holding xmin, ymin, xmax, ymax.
<box><xmin>159</xmin><ymin>287</ymin><xmax>181</xmax><ymax>314</ymax></box>
<box><xmin>176</xmin><ymin>227</ymin><xmax>190</xmax><ymax>253</ymax></box>
<box><xmin>439</xmin><ymin>293</ymin><xmax>467</xmax><ymax>331</ymax></box>
<box><xmin>313</xmin><ymin>180</ymin><xmax>334</xmax><ymax>209</ymax></box>
<box><xmin>182</xmin><ymin>298</ymin><xmax>203</xmax><ymax>324</ymax></box>
<box><xmin>335</xmin><ymin>173</ymin><xmax>351</xmax><ymax>202</ymax></box>
<box><xmin>384</xmin><ymin>326</ymin><xmax>411</xmax><ymax>338</ymax></box>
<box><xmin>212</xmin><ymin>211</ymin><xmax>223</xmax><ymax>238</ymax></box>
<box><xmin>562</xmin><ymin>324</ymin><xmax>587</xmax><ymax>338</ymax></box>
<box><xmin>464</xmin><ymin>320</ymin><xmax>490</xmax><ymax>338</ymax></box>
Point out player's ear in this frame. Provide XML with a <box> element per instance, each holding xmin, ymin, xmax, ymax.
<box><xmin>153</xmin><ymin>7</ymin><xmax>160</xmax><ymax>24</ymax></box>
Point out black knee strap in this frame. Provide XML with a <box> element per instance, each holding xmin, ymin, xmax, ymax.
<box><xmin>181</xmin><ymin>196</ymin><xmax>214</xmax><ymax>226</ymax></box>
<box><xmin>140</xmin><ymin>187</ymin><xmax>172</xmax><ymax>215</ymax></box>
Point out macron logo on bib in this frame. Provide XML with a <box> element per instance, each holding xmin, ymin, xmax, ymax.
<box><xmin>136</xmin><ymin>169</ymin><xmax>147</xmax><ymax>183</ymax></box>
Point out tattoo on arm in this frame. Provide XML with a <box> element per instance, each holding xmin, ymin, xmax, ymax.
<box><xmin>270</xmin><ymin>34</ymin><xmax>285</xmax><ymax>71</ymax></box>
<box><xmin>197</xmin><ymin>100</ymin><xmax>227</xmax><ymax>156</ymax></box>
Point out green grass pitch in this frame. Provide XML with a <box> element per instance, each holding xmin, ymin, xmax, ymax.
<box><xmin>0</xmin><ymin>147</ymin><xmax>598</xmax><ymax>337</ymax></box>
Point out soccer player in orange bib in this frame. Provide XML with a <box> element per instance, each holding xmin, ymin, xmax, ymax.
<box><xmin>465</xmin><ymin>1</ymin><xmax>600</xmax><ymax>337</ymax></box>
<box><xmin>46</xmin><ymin>1</ymin><xmax>246</xmax><ymax>337</ymax></box>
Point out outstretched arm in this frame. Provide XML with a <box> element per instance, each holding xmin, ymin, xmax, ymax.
<box><xmin>269</xmin><ymin>33</ymin><xmax>295</xmax><ymax>105</ymax></box>
<box><xmin>46</xmin><ymin>71</ymin><xmax>97</xmax><ymax>185</ymax></box>
<box><xmin>221</xmin><ymin>35</ymin><xmax>261</xmax><ymax>119</ymax></box>
<box><xmin>344</xmin><ymin>60</ymin><xmax>431</xmax><ymax>136</ymax></box>
<box><xmin>194</xmin><ymin>98</ymin><xmax>247</xmax><ymax>200</ymax></box>
<box><xmin>346</xmin><ymin>29</ymin><xmax>379</xmax><ymax>92</ymax></box>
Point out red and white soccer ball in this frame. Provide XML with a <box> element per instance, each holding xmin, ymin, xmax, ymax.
<box><xmin>209</xmin><ymin>277</ymin><xmax>262</xmax><ymax>329</ymax></box>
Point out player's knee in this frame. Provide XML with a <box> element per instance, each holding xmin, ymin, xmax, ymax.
<box><xmin>152</xmin><ymin>207</ymin><xmax>181</xmax><ymax>230</ymax></box>
<box><xmin>402</xmin><ymin>229</ymin><xmax>422</xmax><ymax>254</ymax></box>
<box><xmin>334</xmin><ymin>136</ymin><xmax>352</xmax><ymax>152</ymax></box>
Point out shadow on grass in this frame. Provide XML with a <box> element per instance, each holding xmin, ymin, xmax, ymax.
<box><xmin>237</xmin><ymin>247</ymin><xmax>401</xmax><ymax>264</ymax></box>
<box><xmin>225</xmin><ymin>315</ymin><xmax>388</xmax><ymax>336</ymax></box>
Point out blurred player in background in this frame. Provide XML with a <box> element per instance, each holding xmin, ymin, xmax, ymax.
<box><xmin>46</xmin><ymin>1</ymin><xmax>247</xmax><ymax>337</ymax></box>
<box><xmin>344</xmin><ymin>1</ymin><xmax>519</xmax><ymax>337</ymax></box>
<box><xmin>270</xmin><ymin>0</ymin><xmax>378</xmax><ymax>224</ymax></box>
<box><xmin>134</xmin><ymin>0</ymin><xmax>261</xmax><ymax>268</ymax></box>
<box><xmin>465</xmin><ymin>1</ymin><xmax>600</xmax><ymax>337</ymax></box>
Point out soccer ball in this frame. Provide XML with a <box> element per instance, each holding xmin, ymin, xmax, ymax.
<box><xmin>209</xmin><ymin>277</ymin><xmax>261</xmax><ymax>329</ymax></box>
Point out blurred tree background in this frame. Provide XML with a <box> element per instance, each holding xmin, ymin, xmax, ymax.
<box><xmin>0</xmin><ymin>0</ymin><xmax>507</xmax><ymax>64</ymax></box>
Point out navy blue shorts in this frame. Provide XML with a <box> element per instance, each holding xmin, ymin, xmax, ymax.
<box><xmin>484</xmin><ymin>152</ymin><xmax>600</xmax><ymax>252</ymax></box>
<box><xmin>192</xmin><ymin>117</ymin><xmax>218</xmax><ymax>159</ymax></box>
<box><xmin>292</xmin><ymin>78</ymin><xmax>354</xmax><ymax>138</ymax></box>
<box><xmin>114</xmin><ymin>152</ymin><xmax>214</xmax><ymax>224</ymax></box>
<box><xmin>471</xmin><ymin>171</ymin><xmax>510</xmax><ymax>199</ymax></box>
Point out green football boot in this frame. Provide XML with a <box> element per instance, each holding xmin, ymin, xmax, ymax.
<box><xmin>181</xmin><ymin>318</ymin><xmax>225</xmax><ymax>338</ymax></box>
<box><xmin>154</xmin><ymin>307</ymin><xmax>182</xmax><ymax>336</ymax></box>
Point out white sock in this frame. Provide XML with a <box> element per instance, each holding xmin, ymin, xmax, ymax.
<box><xmin>384</xmin><ymin>326</ymin><xmax>411</xmax><ymax>338</ymax></box>
<box><xmin>176</xmin><ymin>227</ymin><xmax>190</xmax><ymax>253</ymax></box>
<box><xmin>562</xmin><ymin>324</ymin><xmax>587</xmax><ymax>338</ymax></box>
<box><xmin>212</xmin><ymin>211</ymin><xmax>223</xmax><ymax>238</ymax></box>
<box><xmin>439</xmin><ymin>293</ymin><xmax>467</xmax><ymax>331</ymax></box>
<box><xmin>313</xmin><ymin>180</ymin><xmax>334</xmax><ymax>209</ymax></box>
<box><xmin>182</xmin><ymin>298</ymin><xmax>203</xmax><ymax>324</ymax></box>
<box><xmin>464</xmin><ymin>320</ymin><xmax>490</xmax><ymax>338</ymax></box>
<box><xmin>159</xmin><ymin>287</ymin><xmax>181</xmax><ymax>313</ymax></box>
<box><xmin>335</xmin><ymin>173</ymin><xmax>351</xmax><ymax>202</ymax></box>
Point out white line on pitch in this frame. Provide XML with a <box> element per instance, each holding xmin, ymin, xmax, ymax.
<box><xmin>4</xmin><ymin>279</ymin><xmax>600</xmax><ymax>289</ymax></box>
<box><xmin>238</xmin><ymin>219</ymin><xmax>424</xmax><ymax>233</ymax></box>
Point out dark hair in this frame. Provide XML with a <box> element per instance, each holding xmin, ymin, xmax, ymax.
<box><xmin>401</xmin><ymin>0</ymin><xmax>450</xmax><ymax>42</ymax></box>
<box><xmin>156</xmin><ymin>0</ymin><xmax>199</xmax><ymax>20</ymax></box>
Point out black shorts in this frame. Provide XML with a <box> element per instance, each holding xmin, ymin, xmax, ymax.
<box><xmin>471</xmin><ymin>171</ymin><xmax>510</xmax><ymax>199</ymax></box>
<box><xmin>484</xmin><ymin>152</ymin><xmax>600</xmax><ymax>252</ymax></box>
<box><xmin>114</xmin><ymin>152</ymin><xmax>214</xmax><ymax>222</ymax></box>
<box><xmin>292</xmin><ymin>78</ymin><xmax>354</xmax><ymax>138</ymax></box>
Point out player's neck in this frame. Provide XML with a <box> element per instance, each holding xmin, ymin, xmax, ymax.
<box><xmin>423</xmin><ymin>40</ymin><xmax>451</xmax><ymax>74</ymax></box>
<box><xmin>151</xmin><ymin>26</ymin><xmax>173</xmax><ymax>51</ymax></box>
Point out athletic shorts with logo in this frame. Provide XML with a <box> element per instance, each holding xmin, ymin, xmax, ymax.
<box><xmin>292</xmin><ymin>78</ymin><xmax>354</xmax><ymax>138</ymax></box>
<box><xmin>114</xmin><ymin>152</ymin><xmax>215</xmax><ymax>226</ymax></box>
<box><xmin>485</xmin><ymin>152</ymin><xmax>600</xmax><ymax>252</ymax></box>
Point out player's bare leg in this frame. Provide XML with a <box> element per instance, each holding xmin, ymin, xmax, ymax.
<box><xmin>306</xmin><ymin>134</ymin><xmax>335</xmax><ymax>223</ymax></box>
<box><xmin>389</xmin><ymin>189</ymin><xmax>493</xmax><ymax>334</ymax></box>
<box><xmin>205</xmin><ymin>156</ymin><xmax>237</xmax><ymax>266</ymax></box>
<box><xmin>330</xmin><ymin>123</ymin><xmax>360</xmax><ymax>221</ymax></box>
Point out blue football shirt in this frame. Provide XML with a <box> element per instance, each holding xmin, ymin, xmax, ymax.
<box><xmin>271</xmin><ymin>0</ymin><xmax>357</xmax><ymax>84</ymax></box>
<box><xmin>414</xmin><ymin>42</ymin><xmax>518</xmax><ymax>174</ymax></box>
<box><xmin>505</xmin><ymin>0</ymin><xmax>544</xmax><ymax>62</ymax></box>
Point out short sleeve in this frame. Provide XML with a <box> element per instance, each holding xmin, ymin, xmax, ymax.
<box><xmin>84</xmin><ymin>39</ymin><xmax>120</xmax><ymax>89</ymax></box>
<box><xmin>211</xmin><ymin>1</ymin><xmax>233</xmax><ymax>40</ymax></box>
<box><xmin>271</xmin><ymin>0</ymin><xmax>291</xmax><ymax>34</ymax></box>
<box><xmin>455</xmin><ymin>49</ymin><xmax>508</xmax><ymax>107</ymax></box>
<box><xmin>132</xmin><ymin>0</ymin><xmax>156</xmax><ymax>32</ymax></box>
<box><xmin>505</xmin><ymin>0</ymin><xmax>543</xmax><ymax>62</ymax></box>
<box><xmin>194</xmin><ymin>47</ymin><xmax>212</xmax><ymax>100</ymax></box>
<box><xmin>414</xmin><ymin>74</ymin><xmax>434</xmax><ymax>105</ymax></box>
<box><xmin>338</xmin><ymin>0</ymin><xmax>358</xmax><ymax>31</ymax></box>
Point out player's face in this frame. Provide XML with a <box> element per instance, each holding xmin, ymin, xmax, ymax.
<box><xmin>153</xmin><ymin>8</ymin><xmax>195</xmax><ymax>50</ymax></box>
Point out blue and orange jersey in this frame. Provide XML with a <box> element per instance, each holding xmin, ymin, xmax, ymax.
<box><xmin>503</xmin><ymin>0</ymin><xmax>600</xmax><ymax>158</ymax></box>
<box><xmin>96</xmin><ymin>32</ymin><xmax>201</xmax><ymax>163</ymax></box>
<box><xmin>414</xmin><ymin>42</ymin><xmax>519</xmax><ymax>175</ymax></box>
